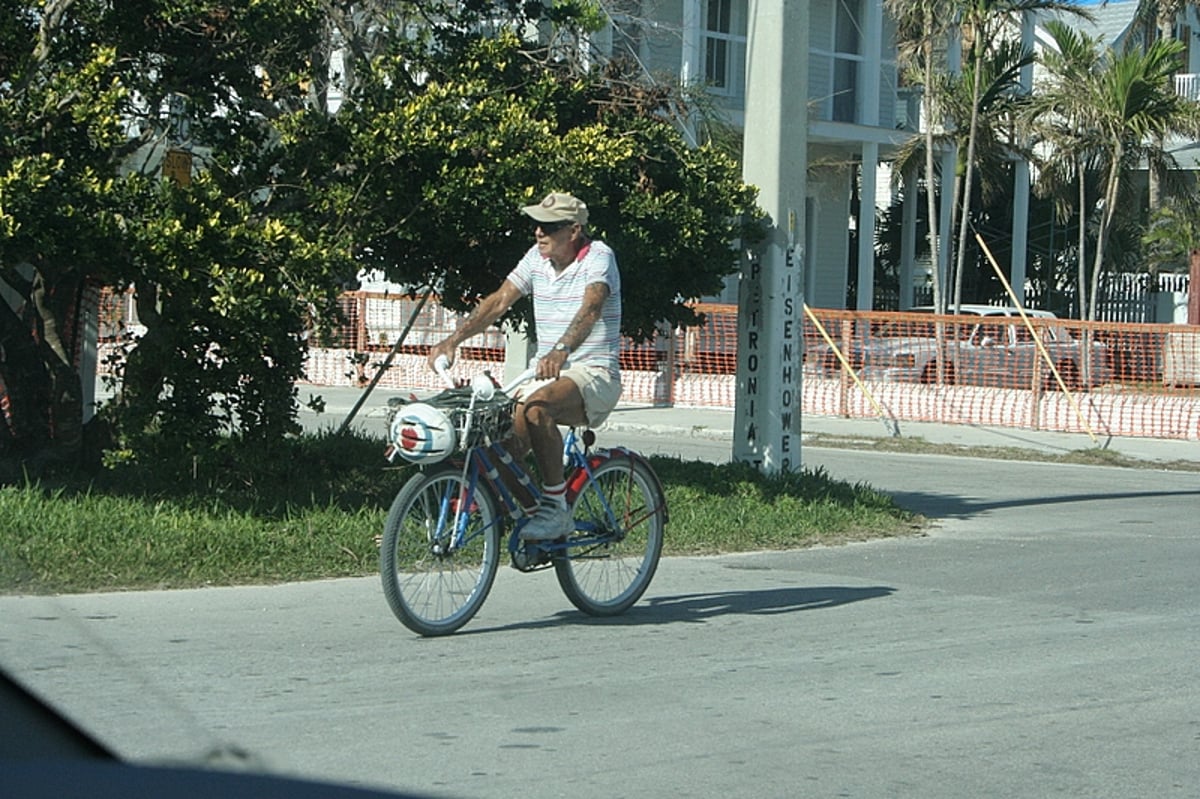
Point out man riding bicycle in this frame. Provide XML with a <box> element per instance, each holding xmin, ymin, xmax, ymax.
<box><xmin>427</xmin><ymin>192</ymin><xmax>622</xmax><ymax>541</ymax></box>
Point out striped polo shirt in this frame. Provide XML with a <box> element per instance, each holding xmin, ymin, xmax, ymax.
<box><xmin>506</xmin><ymin>239</ymin><xmax>622</xmax><ymax>376</ymax></box>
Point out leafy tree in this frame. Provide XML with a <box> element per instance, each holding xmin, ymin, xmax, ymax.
<box><xmin>308</xmin><ymin>11</ymin><xmax>762</xmax><ymax>341</ymax></box>
<box><xmin>1</xmin><ymin>3</ymin><xmax>136</xmax><ymax>474</ymax></box>
<box><xmin>1141</xmin><ymin>195</ymin><xmax>1200</xmax><ymax>276</ymax></box>
<box><xmin>1</xmin><ymin>0</ymin><xmax>763</xmax><ymax>478</ymax></box>
<box><xmin>1</xmin><ymin>0</ymin><xmax>342</xmax><ymax>477</ymax></box>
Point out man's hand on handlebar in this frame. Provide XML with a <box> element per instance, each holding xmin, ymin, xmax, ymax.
<box><xmin>536</xmin><ymin>347</ymin><xmax>569</xmax><ymax>380</ymax></box>
<box><xmin>427</xmin><ymin>341</ymin><xmax>456</xmax><ymax>372</ymax></box>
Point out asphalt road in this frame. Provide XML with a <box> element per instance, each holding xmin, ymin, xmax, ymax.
<box><xmin>3</xmin><ymin>426</ymin><xmax>1198</xmax><ymax>798</ymax></box>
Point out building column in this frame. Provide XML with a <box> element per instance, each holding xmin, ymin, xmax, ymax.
<box><xmin>681</xmin><ymin>0</ymin><xmax>702</xmax><ymax>84</ymax></box>
<box><xmin>857</xmin><ymin>143</ymin><xmax>879</xmax><ymax>310</ymax></box>
<box><xmin>900</xmin><ymin>165</ymin><xmax>918</xmax><ymax>308</ymax></box>
<box><xmin>1010</xmin><ymin>11</ymin><xmax>1035</xmax><ymax>305</ymax></box>
<box><xmin>679</xmin><ymin>0</ymin><xmax>703</xmax><ymax>146</ymax></box>
<box><xmin>856</xmin><ymin>0</ymin><xmax>883</xmax><ymax>310</ymax></box>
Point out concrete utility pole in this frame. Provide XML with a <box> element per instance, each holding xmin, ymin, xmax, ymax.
<box><xmin>733</xmin><ymin>0</ymin><xmax>807</xmax><ymax>473</ymax></box>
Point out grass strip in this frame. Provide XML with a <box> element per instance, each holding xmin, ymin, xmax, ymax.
<box><xmin>0</xmin><ymin>435</ymin><xmax>921</xmax><ymax>594</ymax></box>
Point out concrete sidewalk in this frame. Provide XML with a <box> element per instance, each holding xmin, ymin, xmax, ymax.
<box><xmin>298</xmin><ymin>383</ymin><xmax>1198</xmax><ymax>467</ymax></box>
<box><xmin>599</xmin><ymin>402</ymin><xmax>1200</xmax><ymax>467</ymax></box>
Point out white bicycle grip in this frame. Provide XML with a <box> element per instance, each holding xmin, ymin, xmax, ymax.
<box><xmin>432</xmin><ymin>354</ymin><xmax>456</xmax><ymax>388</ymax></box>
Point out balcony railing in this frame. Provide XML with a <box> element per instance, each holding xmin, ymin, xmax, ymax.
<box><xmin>1175</xmin><ymin>73</ymin><xmax>1200</xmax><ymax>101</ymax></box>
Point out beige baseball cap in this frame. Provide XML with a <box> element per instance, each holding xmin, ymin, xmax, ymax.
<box><xmin>521</xmin><ymin>192</ymin><xmax>588</xmax><ymax>225</ymax></box>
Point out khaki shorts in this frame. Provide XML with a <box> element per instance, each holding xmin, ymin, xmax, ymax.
<box><xmin>517</xmin><ymin>363</ymin><xmax>622</xmax><ymax>428</ymax></box>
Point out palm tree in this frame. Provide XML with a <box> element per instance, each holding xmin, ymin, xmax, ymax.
<box><xmin>949</xmin><ymin>0</ymin><xmax>1087</xmax><ymax>313</ymax></box>
<box><xmin>889</xmin><ymin>39</ymin><xmax>1034</xmax><ymax>287</ymax></box>
<box><xmin>886</xmin><ymin>0</ymin><xmax>1086</xmax><ymax>316</ymax></box>
<box><xmin>885</xmin><ymin>0</ymin><xmax>958</xmax><ymax>314</ymax></box>
<box><xmin>1025</xmin><ymin>21</ymin><xmax>1096</xmax><ymax>318</ymax></box>
<box><xmin>1132</xmin><ymin>0</ymin><xmax>1196</xmax><ymax>213</ymax></box>
<box><xmin>945</xmin><ymin>34</ymin><xmax>1037</xmax><ymax>307</ymax></box>
<box><xmin>1030</xmin><ymin>19</ymin><xmax>1200</xmax><ymax>321</ymax></box>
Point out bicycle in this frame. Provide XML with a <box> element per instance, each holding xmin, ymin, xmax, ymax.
<box><xmin>378</xmin><ymin>359</ymin><xmax>668</xmax><ymax>636</ymax></box>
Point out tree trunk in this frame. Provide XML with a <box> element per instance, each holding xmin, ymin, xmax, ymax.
<box><xmin>953</xmin><ymin>40</ymin><xmax>986</xmax><ymax>313</ymax></box>
<box><xmin>1076</xmin><ymin>158</ymin><xmax>1087</xmax><ymax>320</ymax></box>
<box><xmin>0</xmin><ymin>267</ymin><xmax>86</xmax><ymax>478</ymax></box>
<box><xmin>0</xmin><ymin>295</ymin><xmax>51</xmax><ymax>478</ymax></box>
<box><xmin>923</xmin><ymin>31</ymin><xmax>943</xmax><ymax>316</ymax></box>
<box><xmin>31</xmin><ymin>270</ymin><xmax>85</xmax><ymax>465</ymax></box>
<box><xmin>1089</xmin><ymin>148</ymin><xmax>1124</xmax><ymax>322</ymax></box>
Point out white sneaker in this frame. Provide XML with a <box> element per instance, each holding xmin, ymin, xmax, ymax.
<box><xmin>520</xmin><ymin>498</ymin><xmax>573</xmax><ymax>541</ymax></box>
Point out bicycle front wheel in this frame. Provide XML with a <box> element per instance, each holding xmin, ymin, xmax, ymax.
<box><xmin>555</xmin><ymin>452</ymin><xmax>666</xmax><ymax>616</ymax></box>
<box><xmin>380</xmin><ymin>465</ymin><xmax>501</xmax><ymax>636</ymax></box>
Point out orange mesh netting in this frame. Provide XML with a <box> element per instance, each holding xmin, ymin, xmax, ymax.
<box><xmin>95</xmin><ymin>290</ymin><xmax>1200</xmax><ymax>440</ymax></box>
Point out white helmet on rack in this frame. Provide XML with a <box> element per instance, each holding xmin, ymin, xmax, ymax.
<box><xmin>389</xmin><ymin>403</ymin><xmax>457</xmax><ymax>464</ymax></box>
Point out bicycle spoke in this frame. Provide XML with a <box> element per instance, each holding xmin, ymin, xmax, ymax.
<box><xmin>380</xmin><ymin>467</ymin><xmax>500</xmax><ymax>636</ymax></box>
<box><xmin>554</xmin><ymin>454</ymin><xmax>665</xmax><ymax>616</ymax></box>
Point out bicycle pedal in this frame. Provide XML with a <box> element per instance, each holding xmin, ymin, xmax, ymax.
<box><xmin>510</xmin><ymin>543</ymin><xmax>553</xmax><ymax>572</ymax></box>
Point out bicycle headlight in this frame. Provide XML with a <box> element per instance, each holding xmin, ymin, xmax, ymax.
<box><xmin>389</xmin><ymin>403</ymin><xmax>457</xmax><ymax>464</ymax></box>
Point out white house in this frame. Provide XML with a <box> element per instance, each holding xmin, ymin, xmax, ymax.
<box><xmin>1034</xmin><ymin>0</ymin><xmax>1200</xmax><ymax>180</ymax></box>
<box><xmin>593</xmin><ymin>0</ymin><xmax>914</xmax><ymax>310</ymax></box>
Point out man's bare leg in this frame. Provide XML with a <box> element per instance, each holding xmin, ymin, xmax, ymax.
<box><xmin>514</xmin><ymin>378</ymin><xmax>587</xmax><ymax>485</ymax></box>
<box><xmin>513</xmin><ymin>378</ymin><xmax>587</xmax><ymax>540</ymax></box>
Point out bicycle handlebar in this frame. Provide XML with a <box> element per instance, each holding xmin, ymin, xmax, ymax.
<box><xmin>432</xmin><ymin>356</ymin><xmax>559</xmax><ymax>400</ymax></box>
<box><xmin>500</xmin><ymin>365</ymin><xmax>539</xmax><ymax>396</ymax></box>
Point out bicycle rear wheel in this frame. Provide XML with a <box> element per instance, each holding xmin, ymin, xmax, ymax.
<box><xmin>555</xmin><ymin>452</ymin><xmax>666</xmax><ymax>616</ymax></box>
<box><xmin>380</xmin><ymin>465</ymin><xmax>501</xmax><ymax>636</ymax></box>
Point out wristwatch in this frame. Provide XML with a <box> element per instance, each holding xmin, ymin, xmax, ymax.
<box><xmin>553</xmin><ymin>342</ymin><xmax>571</xmax><ymax>355</ymax></box>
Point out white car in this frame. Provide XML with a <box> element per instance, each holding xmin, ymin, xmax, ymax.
<box><xmin>819</xmin><ymin>305</ymin><xmax>1111</xmax><ymax>390</ymax></box>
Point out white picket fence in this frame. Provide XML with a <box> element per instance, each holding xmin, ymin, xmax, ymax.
<box><xmin>913</xmin><ymin>273</ymin><xmax>1191</xmax><ymax>323</ymax></box>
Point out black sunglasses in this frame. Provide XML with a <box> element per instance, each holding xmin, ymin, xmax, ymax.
<box><xmin>533</xmin><ymin>220</ymin><xmax>573</xmax><ymax>235</ymax></box>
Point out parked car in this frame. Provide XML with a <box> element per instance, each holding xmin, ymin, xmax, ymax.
<box><xmin>817</xmin><ymin>305</ymin><xmax>1111</xmax><ymax>390</ymax></box>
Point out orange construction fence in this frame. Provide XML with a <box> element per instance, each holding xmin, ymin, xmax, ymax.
<box><xmin>96</xmin><ymin>290</ymin><xmax>1200</xmax><ymax>441</ymax></box>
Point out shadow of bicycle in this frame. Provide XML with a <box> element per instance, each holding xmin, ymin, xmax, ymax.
<box><xmin>633</xmin><ymin>585</ymin><xmax>895</xmax><ymax>623</ymax></box>
<box><xmin>470</xmin><ymin>585</ymin><xmax>895</xmax><ymax>634</ymax></box>
<box><xmin>570</xmin><ymin>585</ymin><xmax>898</xmax><ymax>628</ymax></box>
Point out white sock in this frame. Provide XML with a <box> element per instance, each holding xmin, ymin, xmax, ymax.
<box><xmin>542</xmin><ymin>481</ymin><xmax>567</xmax><ymax>509</ymax></box>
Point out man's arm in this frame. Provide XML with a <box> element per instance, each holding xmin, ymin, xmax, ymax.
<box><xmin>428</xmin><ymin>280</ymin><xmax>523</xmax><ymax>369</ymax></box>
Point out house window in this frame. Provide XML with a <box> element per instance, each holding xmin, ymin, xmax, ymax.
<box><xmin>702</xmin><ymin>0</ymin><xmax>747</xmax><ymax>96</ymax></box>
<box><xmin>1175</xmin><ymin>23</ymin><xmax>1192</xmax><ymax>77</ymax></box>
<box><xmin>832</xmin><ymin>0</ymin><xmax>863</xmax><ymax>122</ymax></box>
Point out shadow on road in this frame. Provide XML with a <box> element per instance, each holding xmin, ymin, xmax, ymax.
<box><xmin>468</xmin><ymin>585</ymin><xmax>894</xmax><ymax>634</ymax></box>
<box><xmin>637</xmin><ymin>585</ymin><xmax>896</xmax><ymax>621</ymax></box>
<box><xmin>889</xmin><ymin>488</ymin><xmax>1200</xmax><ymax>520</ymax></box>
